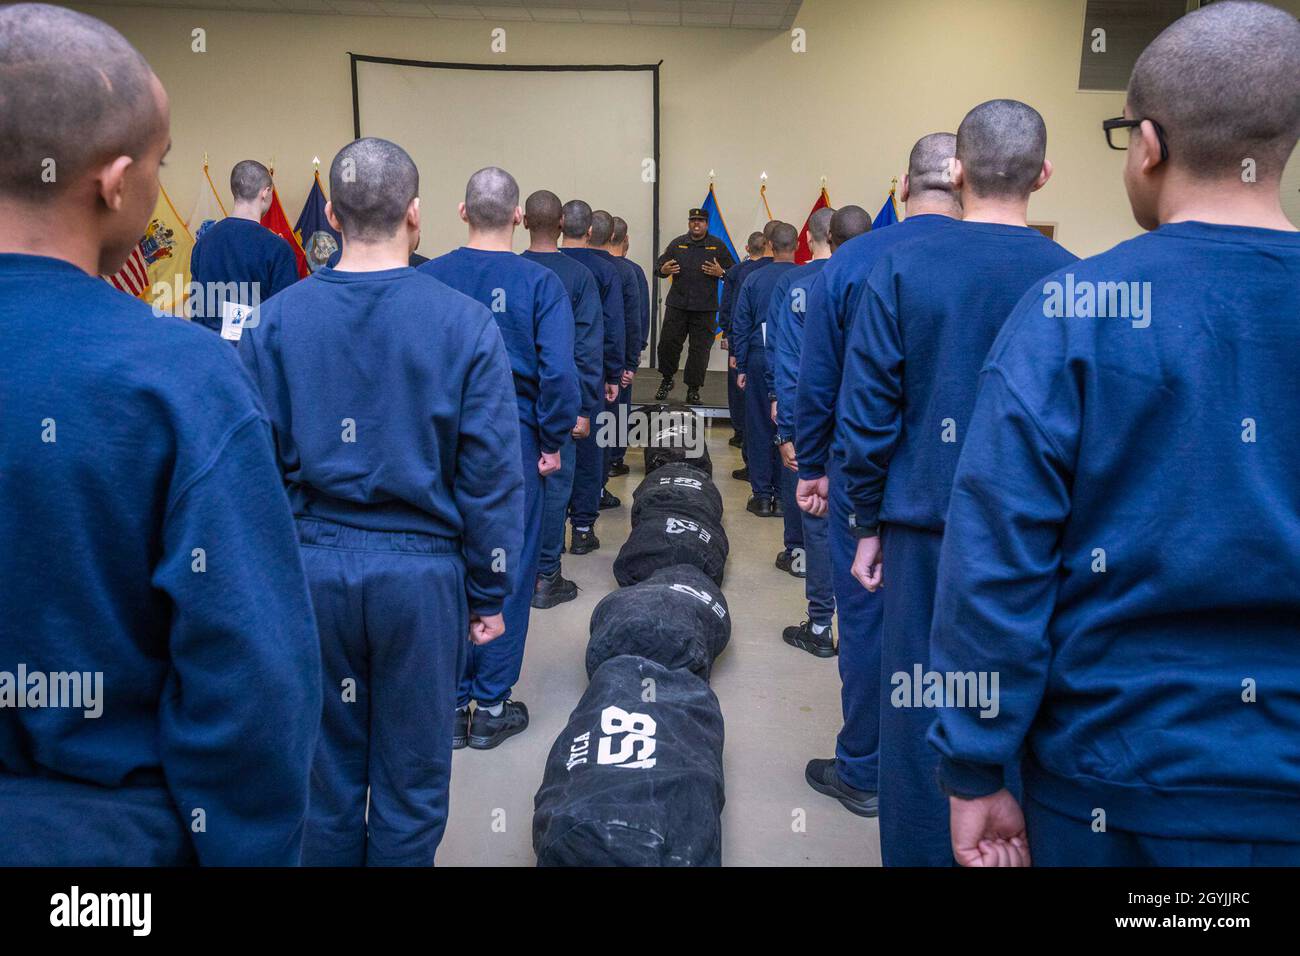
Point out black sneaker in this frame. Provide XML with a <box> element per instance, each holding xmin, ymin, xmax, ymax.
<box><xmin>728</xmin><ymin>434</ymin><xmax>744</xmax><ymax>448</ymax></box>
<box><xmin>599</xmin><ymin>489</ymin><xmax>621</xmax><ymax>510</ymax></box>
<box><xmin>805</xmin><ymin>758</ymin><xmax>878</xmax><ymax>817</ymax></box>
<box><xmin>468</xmin><ymin>700</ymin><xmax>529</xmax><ymax>750</ymax></box>
<box><xmin>608</xmin><ymin>459</ymin><xmax>630</xmax><ymax>477</ymax></box>
<box><xmin>531</xmin><ymin>569</ymin><xmax>578</xmax><ymax>609</ymax></box>
<box><xmin>453</xmin><ymin>707</ymin><xmax>470</xmax><ymax>750</ymax></box>
<box><xmin>569</xmin><ymin>528</ymin><xmax>600</xmax><ymax>555</ymax></box>
<box><xmin>775</xmin><ymin>550</ymin><xmax>806</xmax><ymax>578</ymax></box>
<box><xmin>654</xmin><ymin>377</ymin><xmax>674</xmax><ymax>401</ymax></box>
<box><xmin>731</xmin><ymin>466</ymin><xmax>749</xmax><ymax>482</ymax></box>
<box><xmin>783</xmin><ymin>620</ymin><xmax>837</xmax><ymax>658</ymax></box>
<box><xmin>770</xmin><ymin>495</ymin><xmax>783</xmax><ymax>516</ymax></box>
<box><xmin>746</xmin><ymin>494</ymin><xmax>773</xmax><ymax>517</ymax></box>
<box><xmin>685</xmin><ymin>387</ymin><xmax>701</xmax><ymax>404</ymax></box>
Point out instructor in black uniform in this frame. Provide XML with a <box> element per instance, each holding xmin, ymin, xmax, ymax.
<box><xmin>654</xmin><ymin>208</ymin><xmax>735</xmax><ymax>404</ymax></box>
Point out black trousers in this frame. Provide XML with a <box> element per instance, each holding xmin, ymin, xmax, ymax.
<box><xmin>656</xmin><ymin>306</ymin><xmax>716</xmax><ymax>388</ymax></box>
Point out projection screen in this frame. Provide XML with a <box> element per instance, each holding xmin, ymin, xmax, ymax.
<box><xmin>351</xmin><ymin>56</ymin><xmax>660</xmax><ymax>364</ymax></box>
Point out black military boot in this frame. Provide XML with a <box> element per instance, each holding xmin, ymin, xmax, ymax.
<box><xmin>531</xmin><ymin>569</ymin><xmax>578</xmax><ymax>609</ymax></box>
<box><xmin>686</xmin><ymin>386</ymin><xmax>701</xmax><ymax>404</ymax></box>
<box><xmin>569</xmin><ymin>528</ymin><xmax>600</xmax><ymax>555</ymax></box>
<box><xmin>654</xmin><ymin>376</ymin><xmax>674</xmax><ymax>401</ymax></box>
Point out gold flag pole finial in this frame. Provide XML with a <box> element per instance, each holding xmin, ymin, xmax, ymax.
<box><xmin>890</xmin><ymin>175</ymin><xmax>898</xmax><ymax>194</ymax></box>
<box><xmin>313</xmin><ymin>155</ymin><xmax>320</xmax><ymax>171</ymax></box>
<box><xmin>202</xmin><ymin>151</ymin><xmax>208</xmax><ymax>169</ymax></box>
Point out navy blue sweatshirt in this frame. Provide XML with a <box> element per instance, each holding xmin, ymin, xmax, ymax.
<box><xmin>838</xmin><ymin>221</ymin><xmax>1076</xmax><ymax>534</ymax></box>
<box><xmin>719</xmin><ymin>256</ymin><xmax>770</xmax><ymax>336</ymax></box>
<box><xmin>769</xmin><ymin>259</ymin><xmax>828</xmax><ymax>440</ymax></box>
<box><xmin>0</xmin><ymin>253</ymin><xmax>320</xmax><ymax>865</ymax></box>
<box><xmin>562</xmin><ymin>246</ymin><xmax>625</xmax><ymax>386</ymax></box>
<box><xmin>731</xmin><ymin>260</ymin><xmax>798</xmax><ymax>376</ymax></box>
<box><xmin>522</xmin><ymin>250</ymin><xmax>604</xmax><ymax>420</ymax></box>
<box><xmin>421</xmin><ymin>248</ymin><xmax>579</xmax><ymax>454</ymax></box>
<box><xmin>602</xmin><ymin>250</ymin><xmax>642</xmax><ymax>372</ymax></box>
<box><xmin>930</xmin><ymin>221</ymin><xmax>1300</xmax><ymax>842</ymax></box>
<box><xmin>239</xmin><ymin>266</ymin><xmax>525</xmax><ymax>616</ymax></box>
<box><xmin>190</xmin><ymin>216</ymin><xmax>299</xmax><ymax>332</ymax></box>
<box><xmin>623</xmin><ymin>257</ymin><xmax>652</xmax><ymax>359</ymax></box>
<box><xmin>795</xmin><ymin>215</ymin><xmax>958</xmax><ymax>480</ymax></box>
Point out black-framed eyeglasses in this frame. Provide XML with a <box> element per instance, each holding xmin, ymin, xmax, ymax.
<box><xmin>1102</xmin><ymin>116</ymin><xmax>1169</xmax><ymax>161</ymax></box>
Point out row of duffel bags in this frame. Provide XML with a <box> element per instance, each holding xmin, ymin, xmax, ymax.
<box><xmin>615</xmin><ymin>461</ymin><xmax>729</xmax><ymax>588</ymax></box>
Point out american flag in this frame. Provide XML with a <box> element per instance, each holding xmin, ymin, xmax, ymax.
<box><xmin>104</xmin><ymin>244</ymin><xmax>149</xmax><ymax>298</ymax></box>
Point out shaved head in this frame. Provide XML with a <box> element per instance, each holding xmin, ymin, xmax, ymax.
<box><xmin>763</xmin><ymin>219</ymin><xmax>782</xmax><ymax>241</ymax></box>
<box><xmin>770</xmin><ymin>221</ymin><xmax>799</xmax><ymax>254</ymax></box>
<box><xmin>230</xmin><ymin>160</ymin><xmax>271</xmax><ymax>203</ymax></box>
<box><xmin>957</xmin><ymin>99</ymin><xmax>1047</xmax><ymax>200</ymax></box>
<box><xmin>745</xmin><ymin>231</ymin><xmax>766</xmax><ymax>255</ymax></box>
<box><xmin>0</xmin><ymin>3</ymin><xmax>163</xmax><ymax>201</ymax></box>
<box><xmin>830</xmin><ymin>205</ymin><xmax>871</xmax><ymax>247</ymax></box>
<box><xmin>525</xmin><ymin>189</ymin><xmax>562</xmax><ymax>232</ymax></box>
<box><xmin>808</xmin><ymin>206</ymin><xmax>835</xmax><ymax>245</ymax></box>
<box><xmin>589</xmin><ymin>209</ymin><xmax>614</xmax><ymax>246</ymax></box>
<box><xmin>1128</xmin><ymin>0</ymin><xmax>1300</xmax><ymax>180</ymax></box>
<box><xmin>610</xmin><ymin>216</ymin><xmax>628</xmax><ymax>245</ymax></box>
<box><xmin>562</xmin><ymin>199</ymin><xmax>592</xmax><ymax>239</ymax></box>
<box><xmin>329</xmin><ymin>137</ymin><xmax>418</xmax><ymax>241</ymax></box>
<box><xmin>908</xmin><ymin>132</ymin><xmax>958</xmax><ymax>195</ymax></box>
<box><xmin>464</xmin><ymin>165</ymin><xmax>518</xmax><ymax>229</ymax></box>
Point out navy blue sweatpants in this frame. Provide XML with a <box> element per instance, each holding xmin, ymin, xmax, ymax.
<box><xmin>779</xmin><ymin>464</ymin><xmax>804</xmax><ymax>552</ymax></box>
<box><xmin>461</xmin><ymin>422</ymin><xmax>543</xmax><ymax>707</ymax></box>
<box><xmin>1024</xmin><ymin>794</ymin><xmax>1300</xmax><ymax>866</ymax></box>
<box><xmin>743</xmin><ymin>343</ymin><xmax>781</xmax><ymax>499</ymax></box>
<box><xmin>296</xmin><ymin>517</ymin><xmax>467</xmax><ymax>867</ymax></box>
<box><xmin>538</xmin><ymin>439</ymin><xmax>577</xmax><ymax>577</ymax></box>
<box><xmin>829</xmin><ymin>453</ymin><xmax>882</xmax><ymax>793</ymax></box>
<box><xmin>878</xmin><ymin>522</ymin><xmax>950</xmax><ymax>867</ymax></box>
<box><xmin>800</xmin><ymin>507</ymin><xmax>835</xmax><ymax>628</ymax></box>
<box><xmin>571</xmin><ymin>430</ymin><xmax>603</xmax><ymax>532</ymax></box>
<box><xmin>727</xmin><ymin>362</ymin><xmax>746</xmax><ymax>441</ymax></box>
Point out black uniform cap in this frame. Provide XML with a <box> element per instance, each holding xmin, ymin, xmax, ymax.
<box><xmin>688</xmin><ymin>208</ymin><xmax>708</xmax><ymax>220</ymax></box>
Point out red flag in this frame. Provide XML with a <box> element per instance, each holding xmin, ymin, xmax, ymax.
<box><xmin>794</xmin><ymin>187</ymin><xmax>831</xmax><ymax>264</ymax></box>
<box><xmin>260</xmin><ymin>179</ymin><xmax>310</xmax><ymax>278</ymax></box>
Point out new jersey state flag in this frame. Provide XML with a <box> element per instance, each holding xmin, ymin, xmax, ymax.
<box><xmin>295</xmin><ymin>171</ymin><xmax>340</xmax><ymax>273</ymax></box>
<box><xmin>103</xmin><ymin>183</ymin><xmax>194</xmax><ymax>316</ymax></box>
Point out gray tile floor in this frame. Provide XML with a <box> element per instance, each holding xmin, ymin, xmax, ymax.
<box><xmin>439</xmin><ymin>424</ymin><xmax>881</xmax><ymax>866</ymax></box>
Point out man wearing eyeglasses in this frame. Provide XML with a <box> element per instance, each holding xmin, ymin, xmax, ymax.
<box><xmin>930</xmin><ymin>0</ymin><xmax>1300</xmax><ymax>867</ymax></box>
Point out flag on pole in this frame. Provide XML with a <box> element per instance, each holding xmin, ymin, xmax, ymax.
<box><xmin>795</xmin><ymin>185</ymin><xmax>831</xmax><ymax>264</ymax></box>
<box><xmin>872</xmin><ymin>186</ymin><xmax>901</xmax><ymax>229</ymax></box>
<box><xmin>748</xmin><ymin>176</ymin><xmax>775</xmax><ymax>237</ymax></box>
<box><xmin>103</xmin><ymin>183</ymin><xmax>194</xmax><ymax>315</ymax></box>
<box><xmin>260</xmin><ymin>168</ymin><xmax>310</xmax><ymax>278</ymax></box>
<box><xmin>295</xmin><ymin>169</ymin><xmax>340</xmax><ymax>273</ymax></box>
<box><xmin>185</xmin><ymin>160</ymin><xmax>227</xmax><ymax>243</ymax></box>
<box><xmin>699</xmin><ymin>183</ymin><xmax>737</xmax><ymax>265</ymax></box>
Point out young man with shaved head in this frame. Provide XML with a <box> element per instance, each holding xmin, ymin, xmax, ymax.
<box><xmin>561</xmin><ymin>201</ymin><xmax>626</xmax><ymax>553</ymax></box>
<box><xmin>604</xmin><ymin>215</ymin><xmax>651</xmax><ymax>478</ymax></box>
<box><xmin>0</xmin><ymin>3</ymin><xmax>320</xmax><ymax>865</ymax></box>
<box><xmin>766</xmin><ymin>206</ymin><xmax>861</xmax><ymax>662</ymax></box>
<box><xmin>931</xmin><ymin>0</ymin><xmax>1300</xmax><ymax>867</ymax></box>
<box><xmin>838</xmin><ymin>101</ymin><xmax>1076</xmax><ymax>865</ymax></box>
<box><xmin>241</xmin><ymin>139</ymin><xmax>523</xmax><ymax>865</ymax></box>
<box><xmin>721</xmin><ymin>230</ymin><xmax>769</xmax><ymax>465</ymax></box>
<box><xmin>190</xmin><ymin>158</ymin><xmax>300</xmax><ymax>339</ymax></box>
<box><xmin>421</xmin><ymin>167</ymin><xmax>579</xmax><ymax>750</ymax></box>
<box><xmin>795</xmin><ymin>133</ymin><xmax>961</xmax><ymax>823</ymax></box>
<box><xmin>521</xmin><ymin>189</ymin><xmax>604</xmax><ymax>609</ymax></box>
<box><xmin>732</xmin><ymin>221</ymin><xmax>800</xmax><ymax>520</ymax></box>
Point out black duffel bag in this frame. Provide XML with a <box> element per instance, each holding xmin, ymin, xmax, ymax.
<box><xmin>634</xmin><ymin>403</ymin><xmax>712</xmax><ymax>478</ymax></box>
<box><xmin>533</xmin><ymin>655</ymin><xmax>725</xmax><ymax>867</ymax></box>
<box><xmin>587</xmin><ymin>564</ymin><xmax>730</xmax><ymax>680</ymax></box>
<box><xmin>613</xmin><ymin>510</ymin><xmax>728</xmax><ymax>587</ymax></box>
<box><xmin>630</xmin><ymin>462</ymin><xmax>724</xmax><ymax>528</ymax></box>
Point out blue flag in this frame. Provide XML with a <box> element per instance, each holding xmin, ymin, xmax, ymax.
<box><xmin>295</xmin><ymin>172</ymin><xmax>341</xmax><ymax>273</ymax></box>
<box><xmin>700</xmin><ymin>185</ymin><xmax>737</xmax><ymax>313</ymax></box>
<box><xmin>872</xmin><ymin>191</ymin><xmax>900</xmax><ymax>229</ymax></box>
